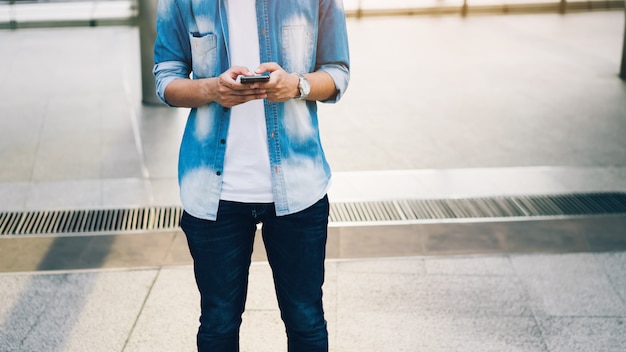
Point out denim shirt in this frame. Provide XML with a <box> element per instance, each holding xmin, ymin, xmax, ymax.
<box><xmin>153</xmin><ymin>0</ymin><xmax>350</xmax><ymax>220</ymax></box>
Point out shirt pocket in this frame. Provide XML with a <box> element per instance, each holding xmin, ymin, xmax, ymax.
<box><xmin>189</xmin><ymin>32</ymin><xmax>217</xmax><ymax>78</ymax></box>
<box><xmin>281</xmin><ymin>25</ymin><xmax>314</xmax><ymax>74</ymax></box>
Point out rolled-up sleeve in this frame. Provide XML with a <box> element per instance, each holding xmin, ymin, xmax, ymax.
<box><xmin>318</xmin><ymin>63</ymin><xmax>350</xmax><ymax>103</ymax></box>
<box><xmin>153</xmin><ymin>0</ymin><xmax>191</xmax><ymax>106</ymax></box>
<box><xmin>153</xmin><ymin>61</ymin><xmax>190</xmax><ymax>106</ymax></box>
<box><xmin>316</xmin><ymin>0</ymin><xmax>351</xmax><ymax>103</ymax></box>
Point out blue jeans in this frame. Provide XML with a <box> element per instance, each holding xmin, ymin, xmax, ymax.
<box><xmin>180</xmin><ymin>196</ymin><xmax>329</xmax><ymax>352</ymax></box>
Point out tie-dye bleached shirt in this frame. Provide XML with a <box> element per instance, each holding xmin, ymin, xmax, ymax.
<box><xmin>153</xmin><ymin>0</ymin><xmax>350</xmax><ymax>220</ymax></box>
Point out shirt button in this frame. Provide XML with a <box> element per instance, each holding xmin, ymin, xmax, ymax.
<box><xmin>220</xmin><ymin>139</ymin><xmax>226</xmax><ymax>144</ymax></box>
<box><xmin>222</xmin><ymin>107</ymin><xmax>229</xmax><ymax>113</ymax></box>
<box><xmin>216</xmin><ymin>171</ymin><xmax>222</xmax><ymax>176</ymax></box>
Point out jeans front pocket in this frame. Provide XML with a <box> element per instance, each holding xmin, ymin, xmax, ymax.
<box><xmin>190</xmin><ymin>32</ymin><xmax>217</xmax><ymax>78</ymax></box>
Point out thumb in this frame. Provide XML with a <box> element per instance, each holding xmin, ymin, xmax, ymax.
<box><xmin>256</xmin><ymin>62</ymin><xmax>281</xmax><ymax>74</ymax></box>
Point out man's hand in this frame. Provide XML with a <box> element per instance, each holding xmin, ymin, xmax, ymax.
<box><xmin>163</xmin><ymin>66</ymin><xmax>267</xmax><ymax>108</ymax></box>
<box><xmin>212</xmin><ymin>66</ymin><xmax>268</xmax><ymax>107</ymax></box>
<box><xmin>255</xmin><ymin>62</ymin><xmax>300</xmax><ymax>102</ymax></box>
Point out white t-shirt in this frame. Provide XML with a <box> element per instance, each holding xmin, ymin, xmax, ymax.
<box><xmin>221</xmin><ymin>0</ymin><xmax>273</xmax><ymax>203</ymax></box>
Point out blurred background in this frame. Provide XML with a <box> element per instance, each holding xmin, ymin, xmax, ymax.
<box><xmin>0</xmin><ymin>2</ymin><xmax>626</xmax><ymax>351</ymax></box>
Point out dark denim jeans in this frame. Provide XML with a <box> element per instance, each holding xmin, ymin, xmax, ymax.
<box><xmin>180</xmin><ymin>196</ymin><xmax>329</xmax><ymax>352</ymax></box>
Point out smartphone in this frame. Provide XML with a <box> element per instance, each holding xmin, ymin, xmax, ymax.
<box><xmin>240</xmin><ymin>75</ymin><xmax>270</xmax><ymax>84</ymax></box>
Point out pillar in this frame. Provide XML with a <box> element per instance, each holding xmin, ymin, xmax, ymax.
<box><xmin>138</xmin><ymin>0</ymin><xmax>161</xmax><ymax>105</ymax></box>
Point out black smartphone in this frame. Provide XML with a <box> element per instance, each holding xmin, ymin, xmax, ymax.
<box><xmin>240</xmin><ymin>75</ymin><xmax>270</xmax><ymax>84</ymax></box>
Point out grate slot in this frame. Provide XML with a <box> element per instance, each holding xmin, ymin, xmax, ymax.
<box><xmin>34</xmin><ymin>211</ymin><xmax>47</xmax><ymax>234</ymax></box>
<box><xmin>0</xmin><ymin>213</ymin><xmax>9</xmax><ymax>234</ymax></box>
<box><xmin>598</xmin><ymin>193</ymin><xmax>626</xmax><ymax>213</ymax></box>
<box><xmin>160</xmin><ymin>208</ymin><xmax>169</xmax><ymax>228</ymax></box>
<box><xmin>148</xmin><ymin>208</ymin><xmax>156</xmax><ymax>230</ymax></box>
<box><xmin>417</xmin><ymin>199</ymin><xmax>439</xmax><ymax>219</ymax></box>
<box><xmin>20</xmin><ymin>212</ymin><xmax>36</xmax><ymax>234</ymax></box>
<box><xmin>399</xmin><ymin>200</ymin><xmax>423</xmax><ymax>219</ymax></box>
<box><xmin>586</xmin><ymin>194</ymin><xmax>615</xmax><ymax>213</ymax></box>
<box><xmin>56</xmin><ymin>210</ymin><xmax>72</xmax><ymax>233</ymax></box>
<box><xmin>103</xmin><ymin>210</ymin><xmax>115</xmax><ymax>232</ymax></box>
<box><xmin>473</xmin><ymin>199</ymin><xmax>500</xmax><ymax>218</ymax></box>
<box><xmin>333</xmin><ymin>203</ymin><xmax>349</xmax><ymax>222</ymax></box>
<box><xmin>492</xmin><ymin>198</ymin><xmax>524</xmax><ymax>217</ymax></box>
<box><xmin>447</xmin><ymin>199</ymin><xmax>477</xmax><ymax>218</ymax></box>
<box><xmin>558</xmin><ymin>195</ymin><xmax>586</xmax><ymax>214</ymax></box>
<box><xmin>45</xmin><ymin>211</ymin><xmax>60</xmax><ymax>234</ymax></box>
<box><xmin>515</xmin><ymin>196</ymin><xmax>543</xmax><ymax>216</ymax></box>
<box><xmin>351</xmin><ymin>202</ymin><xmax>369</xmax><ymax>222</ymax></box>
<box><xmin>356</xmin><ymin>203</ymin><xmax>373</xmax><ymax>222</ymax></box>
<box><xmin>533</xmin><ymin>196</ymin><xmax>564</xmax><ymax>216</ymax></box>
<box><xmin>436</xmin><ymin>199</ymin><xmax>457</xmax><ymax>218</ymax></box>
<box><xmin>125</xmin><ymin>209</ymin><xmax>134</xmax><ymax>231</ymax></box>
<box><xmin>78</xmin><ymin>210</ymin><xmax>90</xmax><ymax>233</ymax></box>
<box><xmin>416</xmin><ymin>199</ymin><xmax>443</xmax><ymax>219</ymax></box>
<box><xmin>380</xmin><ymin>201</ymin><xmax>404</xmax><ymax>221</ymax></box>
<box><xmin>13</xmin><ymin>212</ymin><xmax>28</xmax><ymax>234</ymax></box>
<box><xmin>349</xmin><ymin>202</ymin><xmax>367</xmax><ymax>222</ymax></box>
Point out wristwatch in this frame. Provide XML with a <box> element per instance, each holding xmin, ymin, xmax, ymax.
<box><xmin>295</xmin><ymin>73</ymin><xmax>310</xmax><ymax>100</ymax></box>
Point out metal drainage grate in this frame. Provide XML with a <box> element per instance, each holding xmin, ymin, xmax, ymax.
<box><xmin>1</xmin><ymin>192</ymin><xmax>626</xmax><ymax>236</ymax></box>
<box><xmin>0</xmin><ymin>207</ymin><xmax>182</xmax><ymax>236</ymax></box>
<box><xmin>329</xmin><ymin>192</ymin><xmax>626</xmax><ymax>223</ymax></box>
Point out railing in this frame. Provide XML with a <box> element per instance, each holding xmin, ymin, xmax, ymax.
<box><xmin>345</xmin><ymin>0</ymin><xmax>624</xmax><ymax>17</ymax></box>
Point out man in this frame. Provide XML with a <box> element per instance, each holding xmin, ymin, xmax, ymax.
<box><xmin>153</xmin><ymin>0</ymin><xmax>350</xmax><ymax>351</ymax></box>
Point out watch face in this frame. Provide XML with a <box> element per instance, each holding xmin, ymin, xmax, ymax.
<box><xmin>300</xmin><ymin>76</ymin><xmax>311</xmax><ymax>96</ymax></box>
